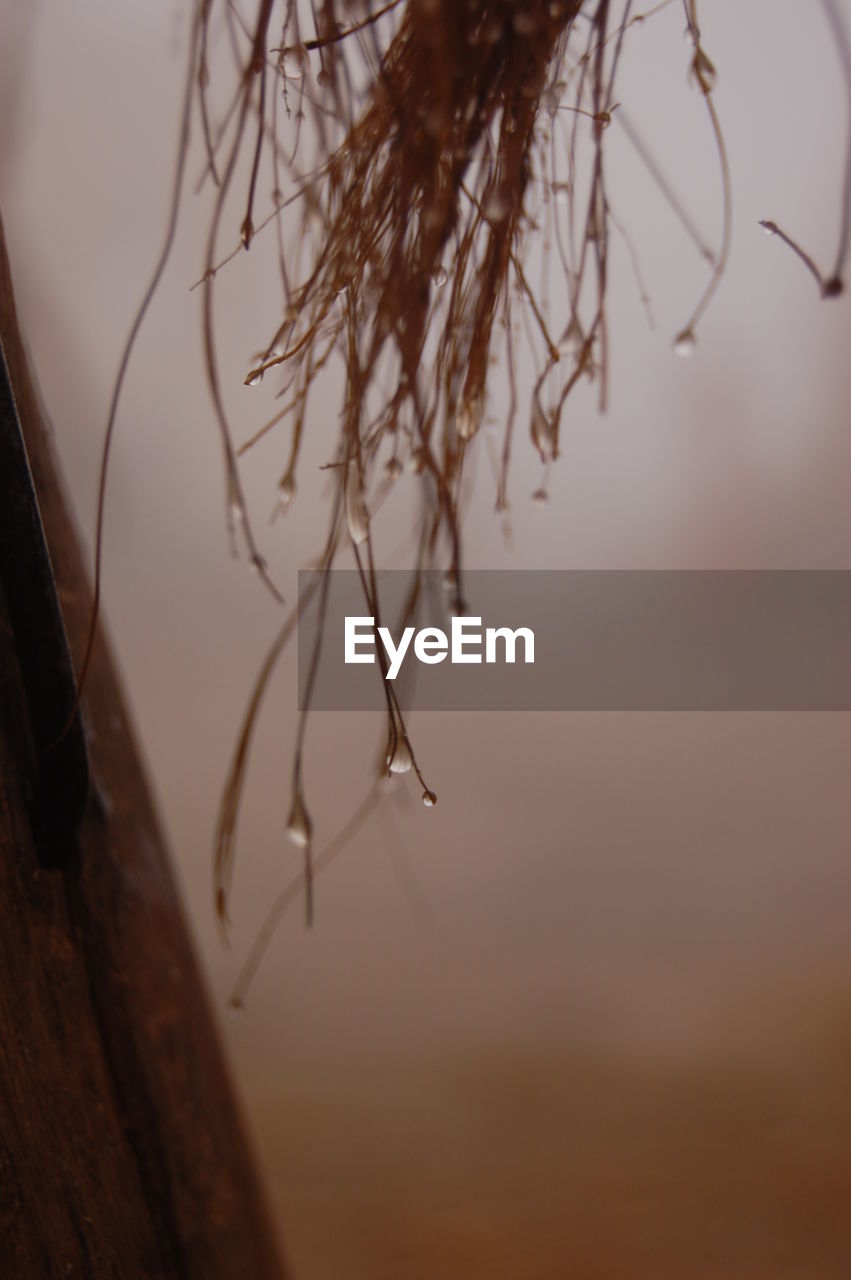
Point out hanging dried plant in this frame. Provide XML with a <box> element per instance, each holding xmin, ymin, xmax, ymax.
<box><xmin>72</xmin><ymin>0</ymin><xmax>851</xmax><ymax>994</ymax></box>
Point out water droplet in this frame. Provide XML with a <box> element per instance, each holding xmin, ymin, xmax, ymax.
<box><xmin>227</xmin><ymin>998</ymin><xmax>245</xmax><ymax>1022</ymax></box>
<box><xmin>245</xmin><ymin>367</ymin><xmax>264</xmax><ymax>386</ymax></box>
<box><xmin>422</xmin><ymin>789</ymin><xmax>437</xmax><ymax>808</ymax></box>
<box><xmin>484</xmin><ymin>192</ymin><xmax>510</xmax><ymax>222</ymax></box>
<box><xmin>552</xmin><ymin>181</ymin><xmax>570</xmax><ymax>207</ymax></box>
<box><xmin>672</xmin><ymin>328</ymin><xmax>696</xmax><ymax>357</ymax></box>
<box><xmin>759</xmin><ymin>220</ymin><xmax>778</xmax><ymax>238</ymax></box>
<box><xmin>240</xmin><ymin>216</ymin><xmax>253</xmax><ymax>250</ymax></box>
<box><xmin>286</xmin><ymin>791</ymin><xmax>312</xmax><ymax>847</ymax></box>
<box><xmin>345</xmin><ymin>466</ymin><xmax>369</xmax><ymax>544</ymax></box>
<box><xmin>821</xmin><ymin>275</ymin><xmax>844</xmax><ymax>299</ymax></box>
<box><xmin>250</xmin><ymin>553</ymin><xmax>267</xmax><ymax>577</ymax></box>
<box><xmin>387</xmin><ymin>737</ymin><xmax>413</xmax><ymax>775</ymax></box>
<box><xmin>432</xmin><ymin>265</ymin><xmax>448</xmax><ymax>287</ymax></box>
<box><xmin>281</xmin><ymin>45</ymin><xmax>306</xmax><ymax>79</ymax></box>
<box><xmin>317</xmin><ymin>68</ymin><xmax>332</xmax><ymax>88</ymax></box>
<box><xmin>456</xmin><ymin>397</ymin><xmax>482</xmax><ymax>441</ymax></box>
<box><xmin>531</xmin><ymin>399</ymin><xmax>556</xmax><ymax>461</ymax></box>
<box><xmin>532</xmin><ymin>487</ymin><xmax>549</xmax><ymax>508</ymax></box>
<box><xmin>384</xmin><ymin>456</ymin><xmax>402</xmax><ymax>479</ymax></box>
<box><xmin>593</xmin><ymin>110</ymin><xmax>612</xmax><ymax>131</ymax></box>
<box><xmin>541</xmin><ymin>86</ymin><xmax>560</xmax><ymax>117</ymax></box>
<box><xmin>277</xmin><ymin>476</ymin><xmax>295</xmax><ymax>510</ymax></box>
<box><xmin>422</xmin><ymin>202</ymin><xmax>443</xmax><ymax>232</ymax></box>
<box><xmin>690</xmin><ymin>48</ymin><xmax>717</xmax><ymax>93</ymax></box>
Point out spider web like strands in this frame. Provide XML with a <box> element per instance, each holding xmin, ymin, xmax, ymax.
<box><xmin>197</xmin><ymin>0</ymin><xmax>680</xmax><ymax>939</ymax></box>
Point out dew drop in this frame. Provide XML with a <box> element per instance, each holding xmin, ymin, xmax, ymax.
<box><xmin>345</xmin><ymin>466</ymin><xmax>369</xmax><ymax>544</ymax></box>
<box><xmin>277</xmin><ymin>475</ymin><xmax>296</xmax><ymax>511</ymax></box>
<box><xmin>484</xmin><ymin>192</ymin><xmax>510</xmax><ymax>222</ymax></box>
<box><xmin>317</xmin><ymin>68</ymin><xmax>332</xmax><ymax>88</ymax></box>
<box><xmin>432</xmin><ymin>265</ymin><xmax>448</xmax><ymax>287</ymax></box>
<box><xmin>422</xmin><ymin>789</ymin><xmax>437</xmax><ymax>808</ymax></box>
<box><xmin>384</xmin><ymin>456</ymin><xmax>402</xmax><ymax>479</ymax></box>
<box><xmin>690</xmin><ymin>48</ymin><xmax>717</xmax><ymax>94</ymax></box>
<box><xmin>552</xmin><ymin>181</ymin><xmax>570</xmax><ymax>208</ymax></box>
<box><xmin>286</xmin><ymin>791</ymin><xmax>312</xmax><ymax>847</ymax></box>
<box><xmin>281</xmin><ymin>45</ymin><xmax>306</xmax><ymax>79</ymax></box>
<box><xmin>531</xmin><ymin>487</ymin><xmax>549</xmax><ymax>508</ymax></box>
<box><xmin>759</xmin><ymin>220</ymin><xmax>778</xmax><ymax>238</ymax></box>
<box><xmin>245</xmin><ymin>367</ymin><xmax>264</xmax><ymax>387</ymax></box>
<box><xmin>456</xmin><ymin>397</ymin><xmax>482</xmax><ymax>441</ymax></box>
<box><xmin>530</xmin><ymin>399</ymin><xmax>556</xmax><ymax>461</ymax></box>
<box><xmin>541</xmin><ymin>86</ymin><xmax>560</xmax><ymax>117</ymax></box>
<box><xmin>672</xmin><ymin>328</ymin><xmax>696</xmax><ymax>358</ymax></box>
<box><xmin>227</xmin><ymin>998</ymin><xmax>245</xmax><ymax>1022</ymax></box>
<box><xmin>593</xmin><ymin>110</ymin><xmax>612</xmax><ymax>131</ymax></box>
<box><xmin>240</xmin><ymin>216</ymin><xmax>253</xmax><ymax>250</ymax></box>
<box><xmin>387</xmin><ymin>737</ymin><xmax>413</xmax><ymax>775</ymax></box>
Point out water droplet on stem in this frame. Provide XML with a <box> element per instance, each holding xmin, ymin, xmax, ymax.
<box><xmin>672</xmin><ymin>328</ymin><xmax>696</xmax><ymax>357</ymax></box>
<box><xmin>286</xmin><ymin>791</ymin><xmax>312</xmax><ymax>847</ymax></box>
<box><xmin>345</xmin><ymin>466</ymin><xmax>369</xmax><ymax>544</ymax></box>
<box><xmin>281</xmin><ymin>46</ymin><xmax>306</xmax><ymax>79</ymax></box>
<box><xmin>456</xmin><ymin>397</ymin><xmax>483</xmax><ymax>441</ymax></box>
<box><xmin>387</xmin><ymin>737</ymin><xmax>413</xmax><ymax>775</ymax></box>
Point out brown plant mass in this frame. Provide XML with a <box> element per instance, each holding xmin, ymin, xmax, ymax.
<box><xmin>76</xmin><ymin>1</ymin><xmax>850</xmax><ymax>991</ymax></box>
<box><xmin>200</xmin><ymin>0</ymin><xmax>727</xmax><ymax>985</ymax></box>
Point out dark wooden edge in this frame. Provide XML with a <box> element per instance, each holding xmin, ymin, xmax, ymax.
<box><xmin>0</xmin><ymin>212</ymin><xmax>289</xmax><ymax>1279</ymax></box>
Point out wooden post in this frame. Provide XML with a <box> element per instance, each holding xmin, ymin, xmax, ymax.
<box><xmin>0</xmin><ymin>214</ymin><xmax>288</xmax><ymax>1279</ymax></box>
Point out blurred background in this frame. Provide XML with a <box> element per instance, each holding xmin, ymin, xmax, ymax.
<box><xmin>2</xmin><ymin>2</ymin><xmax>850</xmax><ymax>1276</ymax></box>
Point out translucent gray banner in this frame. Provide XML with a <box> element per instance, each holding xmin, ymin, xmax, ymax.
<box><xmin>298</xmin><ymin>571</ymin><xmax>851</xmax><ymax>711</ymax></box>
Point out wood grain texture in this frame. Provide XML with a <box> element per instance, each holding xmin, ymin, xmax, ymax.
<box><xmin>0</xmin><ymin>213</ymin><xmax>288</xmax><ymax>1279</ymax></box>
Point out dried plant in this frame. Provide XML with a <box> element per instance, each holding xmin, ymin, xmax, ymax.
<box><xmin>74</xmin><ymin>0</ymin><xmax>850</xmax><ymax>999</ymax></box>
